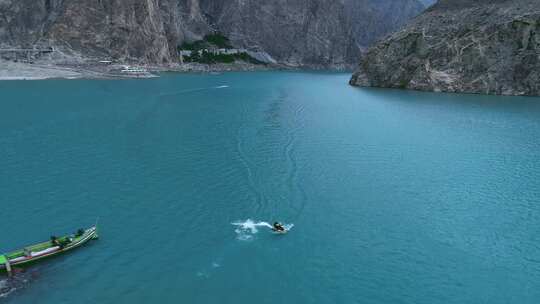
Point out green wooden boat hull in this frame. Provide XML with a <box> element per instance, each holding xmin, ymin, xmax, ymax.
<box><xmin>1</xmin><ymin>226</ymin><xmax>98</xmax><ymax>273</ymax></box>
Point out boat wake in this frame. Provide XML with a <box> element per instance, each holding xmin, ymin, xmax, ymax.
<box><xmin>231</xmin><ymin>219</ymin><xmax>293</xmax><ymax>241</ymax></box>
<box><xmin>280</xmin><ymin>223</ymin><xmax>295</xmax><ymax>231</ymax></box>
<box><xmin>231</xmin><ymin>219</ymin><xmax>272</xmax><ymax>241</ymax></box>
<box><xmin>0</xmin><ymin>279</ymin><xmax>12</xmax><ymax>299</ymax></box>
<box><xmin>0</xmin><ymin>271</ymin><xmax>35</xmax><ymax>299</ymax></box>
<box><xmin>159</xmin><ymin>85</ymin><xmax>229</xmax><ymax>98</ymax></box>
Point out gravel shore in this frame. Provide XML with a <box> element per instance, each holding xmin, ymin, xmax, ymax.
<box><xmin>0</xmin><ymin>60</ymin><xmax>85</xmax><ymax>80</ymax></box>
<box><xmin>0</xmin><ymin>59</ymin><xmax>278</xmax><ymax>81</ymax></box>
<box><xmin>0</xmin><ymin>59</ymin><xmax>351</xmax><ymax>81</ymax></box>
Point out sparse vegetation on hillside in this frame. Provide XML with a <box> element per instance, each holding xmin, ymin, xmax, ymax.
<box><xmin>178</xmin><ymin>33</ymin><xmax>232</xmax><ymax>51</ymax></box>
<box><xmin>179</xmin><ymin>33</ymin><xmax>263</xmax><ymax>65</ymax></box>
<box><xmin>204</xmin><ymin>33</ymin><xmax>233</xmax><ymax>49</ymax></box>
<box><xmin>183</xmin><ymin>50</ymin><xmax>263</xmax><ymax>65</ymax></box>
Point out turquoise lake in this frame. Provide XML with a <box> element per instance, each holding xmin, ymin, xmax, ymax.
<box><xmin>1</xmin><ymin>72</ymin><xmax>540</xmax><ymax>303</ymax></box>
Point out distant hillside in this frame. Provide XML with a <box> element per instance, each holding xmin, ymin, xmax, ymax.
<box><xmin>0</xmin><ymin>0</ymin><xmax>424</xmax><ymax>68</ymax></box>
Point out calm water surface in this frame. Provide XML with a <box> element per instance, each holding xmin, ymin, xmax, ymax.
<box><xmin>1</xmin><ymin>72</ymin><xmax>539</xmax><ymax>303</ymax></box>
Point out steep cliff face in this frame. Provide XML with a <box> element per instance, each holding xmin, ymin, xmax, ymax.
<box><xmin>199</xmin><ymin>0</ymin><xmax>358</xmax><ymax>67</ymax></box>
<box><xmin>0</xmin><ymin>0</ymin><xmax>182</xmax><ymax>62</ymax></box>
<box><xmin>199</xmin><ymin>0</ymin><xmax>424</xmax><ymax>67</ymax></box>
<box><xmin>344</xmin><ymin>0</ymin><xmax>424</xmax><ymax>47</ymax></box>
<box><xmin>350</xmin><ymin>0</ymin><xmax>540</xmax><ymax>96</ymax></box>
<box><xmin>48</xmin><ymin>0</ymin><xmax>178</xmax><ymax>62</ymax></box>
<box><xmin>0</xmin><ymin>0</ymin><xmax>56</xmax><ymax>47</ymax></box>
<box><xmin>0</xmin><ymin>0</ymin><xmax>424</xmax><ymax>66</ymax></box>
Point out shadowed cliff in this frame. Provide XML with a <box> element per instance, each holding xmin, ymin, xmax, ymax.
<box><xmin>0</xmin><ymin>0</ymin><xmax>424</xmax><ymax>67</ymax></box>
<box><xmin>350</xmin><ymin>0</ymin><xmax>540</xmax><ymax>96</ymax></box>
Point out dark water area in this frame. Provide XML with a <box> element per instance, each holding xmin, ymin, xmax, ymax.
<box><xmin>1</xmin><ymin>72</ymin><xmax>539</xmax><ymax>303</ymax></box>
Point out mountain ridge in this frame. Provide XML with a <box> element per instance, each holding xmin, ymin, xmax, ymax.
<box><xmin>0</xmin><ymin>0</ymin><xmax>424</xmax><ymax>67</ymax></box>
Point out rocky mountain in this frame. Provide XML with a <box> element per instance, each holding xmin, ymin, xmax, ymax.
<box><xmin>198</xmin><ymin>0</ymin><xmax>424</xmax><ymax>67</ymax></box>
<box><xmin>0</xmin><ymin>0</ymin><xmax>424</xmax><ymax>67</ymax></box>
<box><xmin>344</xmin><ymin>0</ymin><xmax>424</xmax><ymax>48</ymax></box>
<box><xmin>350</xmin><ymin>0</ymin><xmax>540</xmax><ymax>96</ymax></box>
<box><xmin>0</xmin><ymin>0</ymin><xmax>190</xmax><ymax>63</ymax></box>
<box><xmin>198</xmin><ymin>0</ymin><xmax>359</xmax><ymax>67</ymax></box>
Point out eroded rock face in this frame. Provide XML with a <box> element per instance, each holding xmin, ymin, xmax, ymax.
<box><xmin>50</xmin><ymin>0</ymin><xmax>177</xmax><ymax>62</ymax></box>
<box><xmin>350</xmin><ymin>0</ymin><xmax>540</xmax><ymax>96</ymax></box>
<box><xmin>344</xmin><ymin>0</ymin><xmax>424</xmax><ymax>47</ymax></box>
<box><xmin>0</xmin><ymin>0</ymin><xmax>424</xmax><ymax>66</ymax></box>
<box><xmin>200</xmin><ymin>0</ymin><xmax>356</xmax><ymax>67</ymax></box>
<box><xmin>199</xmin><ymin>0</ymin><xmax>424</xmax><ymax>67</ymax></box>
<box><xmin>0</xmin><ymin>0</ymin><xmax>182</xmax><ymax>62</ymax></box>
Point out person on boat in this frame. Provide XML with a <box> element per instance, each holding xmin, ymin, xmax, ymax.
<box><xmin>76</xmin><ymin>229</ymin><xmax>85</xmax><ymax>237</ymax></box>
<box><xmin>23</xmin><ymin>248</ymin><xmax>32</xmax><ymax>258</ymax></box>
<box><xmin>273</xmin><ymin>222</ymin><xmax>285</xmax><ymax>232</ymax></box>
<box><xmin>51</xmin><ymin>236</ymin><xmax>60</xmax><ymax>246</ymax></box>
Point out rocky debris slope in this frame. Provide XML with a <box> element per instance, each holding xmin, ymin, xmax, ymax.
<box><xmin>199</xmin><ymin>0</ymin><xmax>359</xmax><ymax>67</ymax></box>
<box><xmin>0</xmin><ymin>0</ymin><xmax>188</xmax><ymax>63</ymax></box>
<box><xmin>344</xmin><ymin>0</ymin><xmax>424</xmax><ymax>47</ymax></box>
<box><xmin>199</xmin><ymin>0</ymin><xmax>424</xmax><ymax>67</ymax></box>
<box><xmin>350</xmin><ymin>0</ymin><xmax>540</xmax><ymax>96</ymax></box>
<box><xmin>0</xmin><ymin>0</ymin><xmax>424</xmax><ymax>67</ymax></box>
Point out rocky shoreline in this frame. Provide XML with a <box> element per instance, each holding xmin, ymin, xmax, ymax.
<box><xmin>0</xmin><ymin>61</ymin><xmax>84</xmax><ymax>80</ymax></box>
<box><xmin>0</xmin><ymin>61</ymin><xmax>263</xmax><ymax>81</ymax></box>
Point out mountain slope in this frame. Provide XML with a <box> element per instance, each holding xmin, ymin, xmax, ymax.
<box><xmin>0</xmin><ymin>0</ymin><xmax>183</xmax><ymax>62</ymax></box>
<box><xmin>350</xmin><ymin>0</ymin><xmax>540</xmax><ymax>96</ymax></box>
<box><xmin>199</xmin><ymin>0</ymin><xmax>424</xmax><ymax>67</ymax></box>
<box><xmin>199</xmin><ymin>0</ymin><xmax>359</xmax><ymax>67</ymax></box>
<box><xmin>0</xmin><ymin>0</ymin><xmax>424</xmax><ymax>67</ymax></box>
<box><xmin>344</xmin><ymin>0</ymin><xmax>424</xmax><ymax>47</ymax></box>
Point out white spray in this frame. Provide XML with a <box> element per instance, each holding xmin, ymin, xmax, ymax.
<box><xmin>231</xmin><ymin>219</ymin><xmax>293</xmax><ymax>241</ymax></box>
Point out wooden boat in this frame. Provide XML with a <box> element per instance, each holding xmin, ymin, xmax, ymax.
<box><xmin>0</xmin><ymin>226</ymin><xmax>98</xmax><ymax>273</ymax></box>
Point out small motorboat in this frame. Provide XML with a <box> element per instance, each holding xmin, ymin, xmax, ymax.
<box><xmin>271</xmin><ymin>222</ymin><xmax>288</xmax><ymax>234</ymax></box>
